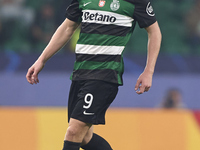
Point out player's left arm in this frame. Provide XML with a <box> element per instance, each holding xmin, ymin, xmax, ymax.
<box><xmin>135</xmin><ymin>21</ymin><xmax>162</xmax><ymax>94</ymax></box>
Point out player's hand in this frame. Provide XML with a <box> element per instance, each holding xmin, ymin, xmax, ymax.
<box><xmin>135</xmin><ymin>70</ymin><xmax>153</xmax><ymax>94</ymax></box>
<box><xmin>26</xmin><ymin>60</ymin><xmax>44</xmax><ymax>85</ymax></box>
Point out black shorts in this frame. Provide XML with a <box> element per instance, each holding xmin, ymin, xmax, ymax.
<box><xmin>68</xmin><ymin>80</ymin><xmax>119</xmax><ymax>125</ymax></box>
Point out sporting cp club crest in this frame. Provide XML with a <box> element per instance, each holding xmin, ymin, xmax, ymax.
<box><xmin>99</xmin><ymin>0</ymin><xmax>106</xmax><ymax>7</ymax></box>
<box><xmin>110</xmin><ymin>0</ymin><xmax>120</xmax><ymax>11</ymax></box>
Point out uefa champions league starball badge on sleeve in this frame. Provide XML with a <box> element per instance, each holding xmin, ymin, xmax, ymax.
<box><xmin>146</xmin><ymin>2</ymin><xmax>155</xmax><ymax>16</ymax></box>
<box><xmin>110</xmin><ymin>0</ymin><xmax>120</xmax><ymax>11</ymax></box>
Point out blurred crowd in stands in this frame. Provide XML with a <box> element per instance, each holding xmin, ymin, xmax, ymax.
<box><xmin>0</xmin><ymin>0</ymin><xmax>71</xmax><ymax>53</ymax></box>
<box><xmin>0</xmin><ymin>0</ymin><xmax>199</xmax><ymax>55</ymax></box>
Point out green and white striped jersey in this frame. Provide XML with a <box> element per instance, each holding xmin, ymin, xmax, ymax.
<box><xmin>66</xmin><ymin>0</ymin><xmax>156</xmax><ymax>85</ymax></box>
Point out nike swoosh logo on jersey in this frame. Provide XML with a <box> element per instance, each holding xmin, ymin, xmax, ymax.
<box><xmin>83</xmin><ymin>2</ymin><xmax>91</xmax><ymax>6</ymax></box>
<box><xmin>83</xmin><ymin>110</ymin><xmax>94</xmax><ymax>115</ymax></box>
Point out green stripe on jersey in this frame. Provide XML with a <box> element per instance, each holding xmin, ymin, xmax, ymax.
<box><xmin>73</xmin><ymin>60</ymin><xmax>123</xmax><ymax>72</ymax></box>
<box><xmin>77</xmin><ymin>33</ymin><xmax>132</xmax><ymax>46</ymax></box>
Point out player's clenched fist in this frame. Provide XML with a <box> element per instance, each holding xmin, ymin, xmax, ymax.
<box><xmin>26</xmin><ymin>60</ymin><xmax>44</xmax><ymax>85</ymax></box>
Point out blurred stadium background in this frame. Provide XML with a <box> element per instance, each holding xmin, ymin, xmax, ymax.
<box><xmin>0</xmin><ymin>0</ymin><xmax>200</xmax><ymax>150</ymax></box>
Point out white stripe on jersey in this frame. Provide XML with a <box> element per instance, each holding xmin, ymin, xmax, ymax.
<box><xmin>75</xmin><ymin>44</ymin><xmax>124</xmax><ymax>55</ymax></box>
<box><xmin>82</xmin><ymin>10</ymin><xmax>134</xmax><ymax>27</ymax></box>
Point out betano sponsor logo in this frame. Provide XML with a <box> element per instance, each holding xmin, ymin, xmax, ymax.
<box><xmin>83</xmin><ymin>11</ymin><xmax>116</xmax><ymax>23</ymax></box>
<box><xmin>82</xmin><ymin>10</ymin><xmax>134</xmax><ymax>27</ymax></box>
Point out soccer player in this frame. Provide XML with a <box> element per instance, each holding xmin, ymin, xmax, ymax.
<box><xmin>26</xmin><ymin>0</ymin><xmax>161</xmax><ymax>149</ymax></box>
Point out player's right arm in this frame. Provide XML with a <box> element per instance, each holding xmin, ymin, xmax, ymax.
<box><xmin>26</xmin><ymin>19</ymin><xmax>80</xmax><ymax>85</ymax></box>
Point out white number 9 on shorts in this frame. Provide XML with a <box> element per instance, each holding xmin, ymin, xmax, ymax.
<box><xmin>83</xmin><ymin>93</ymin><xmax>93</xmax><ymax>109</ymax></box>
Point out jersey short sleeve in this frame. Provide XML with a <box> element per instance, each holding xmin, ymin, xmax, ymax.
<box><xmin>132</xmin><ymin>0</ymin><xmax>156</xmax><ymax>28</ymax></box>
<box><xmin>65</xmin><ymin>0</ymin><xmax>82</xmax><ymax>22</ymax></box>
